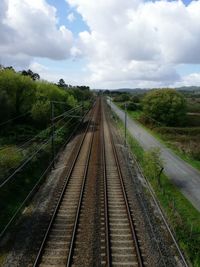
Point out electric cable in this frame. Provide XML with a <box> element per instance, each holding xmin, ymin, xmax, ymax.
<box><xmin>0</xmin><ymin>111</ymin><xmax>30</xmax><ymax>127</ymax></box>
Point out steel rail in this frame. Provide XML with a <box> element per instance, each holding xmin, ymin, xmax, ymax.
<box><xmin>33</xmin><ymin>104</ymin><xmax>96</xmax><ymax>267</ymax></box>
<box><xmin>107</xmin><ymin>120</ymin><xmax>144</xmax><ymax>267</ymax></box>
<box><xmin>66</xmin><ymin>101</ymin><xmax>98</xmax><ymax>267</ymax></box>
<box><xmin>0</xmin><ymin>108</ymin><xmax>93</xmax><ymax>239</ymax></box>
<box><xmin>101</xmin><ymin>103</ymin><xmax>112</xmax><ymax>266</ymax></box>
<box><xmin>132</xmin><ymin>154</ymin><xmax>190</xmax><ymax>267</ymax></box>
<box><xmin>108</xmin><ymin>99</ymin><xmax>189</xmax><ymax>267</ymax></box>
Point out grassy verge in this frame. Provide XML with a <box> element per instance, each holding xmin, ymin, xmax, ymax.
<box><xmin>115</xmin><ymin>102</ymin><xmax>200</xmax><ymax>172</ymax></box>
<box><xmin>113</xmin><ymin>112</ymin><xmax>200</xmax><ymax>267</ymax></box>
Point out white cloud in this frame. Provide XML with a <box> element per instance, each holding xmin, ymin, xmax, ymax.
<box><xmin>67</xmin><ymin>0</ymin><xmax>200</xmax><ymax>87</ymax></box>
<box><xmin>0</xmin><ymin>0</ymin><xmax>73</xmax><ymax>67</ymax></box>
<box><xmin>67</xmin><ymin>12</ymin><xmax>76</xmax><ymax>23</ymax></box>
<box><xmin>1</xmin><ymin>0</ymin><xmax>200</xmax><ymax>88</ymax></box>
<box><xmin>174</xmin><ymin>72</ymin><xmax>200</xmax><ymax>87</ymax></box>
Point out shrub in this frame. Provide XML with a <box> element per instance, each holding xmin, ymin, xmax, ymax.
<box><xmin>143</xmin><ymin>148</ymin><xmax>163</xmax><ymax>186</ymax></box>
<box><xmin>142</xmin><ymin>89</ymin><xmax>187</xmax><ymax>126</ymax></box>
<box><xmin>0</xmin><ymin>69</ymin><xmax>36</xmax><ymax>121</ymax></box>
<box><xmin>0</xmin><ymin>146</ymin><xmax>23</xmax><ymax>180</ymax></box>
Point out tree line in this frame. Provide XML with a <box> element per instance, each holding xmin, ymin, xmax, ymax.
<box><xmin>0</xmin><ymin>66</ymin><xmax>93</xmax><ymax>129</ymax></box>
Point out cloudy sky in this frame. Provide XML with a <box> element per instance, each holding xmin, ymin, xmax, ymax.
<box><xmin>1</xmin><ymin>0</ymin><xmax>200</xmax><ymax>89</ymax></box>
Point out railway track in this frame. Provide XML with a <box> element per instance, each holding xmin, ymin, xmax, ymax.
<box><xmin>1</xmin><ymin>97</ymin><xmax>189</xmax><ymax>267</ymax></box>
<box><xmin>101</xmin><ymin>103</ymin><xmax>144</xmax><ymax>267</ymax></box>
<box><xmin>33</xmin><ymin>100</ymin><xmax>99</xmax><ymax>267</ymax></box>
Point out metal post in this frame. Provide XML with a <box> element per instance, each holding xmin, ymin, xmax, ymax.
<box><xmin>82</xmin><ymin>100</ymin><xmax>84</xmax><ymax>118</ymax></box>
<box><xmin>125</xmin><ymin>103</ymin><xmax>127</xmax><ymax>147</ymax></box>
<box><xmin>51</xmin><ymin>101</ymin><xmax>55</xmax><ymax>168</ymax></box>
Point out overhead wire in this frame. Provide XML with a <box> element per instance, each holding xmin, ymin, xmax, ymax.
<box><xmin>0</xmin><ymin>104</ymin><xmax>90</xmax><ymax>238</ymax></box>
<box><xmin>0</xmin><ymin>105</ymin><xmax>86</xmax><ymax>188</ymax></box>
<box><xmin>0</xmin><ymin>111</ymin><xmax>30</xmax><ymax>127</ymax></box>
<box><xmin>0</xmin><ymin>137</ymin><xmax>52</xmax><ymax>188</ymax></box>
<box><xmin>0</xmin><ymin>105</ymin><xmax>83</xmax><ymax>153</ymax></box>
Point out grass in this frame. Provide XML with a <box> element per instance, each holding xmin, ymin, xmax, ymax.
<box><xmin>114</xmin><ymin>113</ymin><xmax>200</xmax><ymax>267</ymax></box>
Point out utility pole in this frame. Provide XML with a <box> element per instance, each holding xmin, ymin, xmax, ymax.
<box><xmin>125</xmin><ymin>102</ymin><xmax>127</xmax><ymax>147</ymax></box>
<box><xmin>51</xmin><ymin>101</ymin><xmax>55</xmax><ymax>168</ymax></box>
<box><xmin>81</xmin><ymin>99</ymin><xmax>84</xmax><ymax>119</ymax></box>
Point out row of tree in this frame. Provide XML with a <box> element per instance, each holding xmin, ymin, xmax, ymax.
<box><xmin>0</xmin><ymin>67</ymin><xmax>93</xmax><ymax>128</ymax></box>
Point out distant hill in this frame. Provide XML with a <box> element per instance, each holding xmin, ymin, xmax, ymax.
<box><xmin>116</xmin><ymin>88</ymin><xmax>148</xmax><ymax>94</ymax></box>
<box><xmin>176</xmin><ymin>86</ymin><xmax>200</xmax><ymax>92</ymax></box>
<box><xmin>114</xmin><ymin>86</ymin><xmax>200</xmax><ymax>93</ymax></box>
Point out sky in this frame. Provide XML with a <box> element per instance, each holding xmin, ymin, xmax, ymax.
<box><xmin>1</xmin><ymin>0</ymin><xmax>200</xmax><ymax>89</ymax></box>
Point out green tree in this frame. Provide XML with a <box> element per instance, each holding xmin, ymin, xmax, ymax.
<box><xmin>21</xmin><ymin>69</ymin><xmax>40</xmax><ymax>81</ymax></box>
<box><xmin>114</xmin><ymin>93</ymin><xmax>130</xmax><ymax>102</ymax></box>
<box><xmin>143</xmin><ymin>148</ymin><xmax>163</xmax><ymax>187</ymax></box>
<box><xmin>142</xmin><ymin>89</ymin><xmax>187</xmax><ymax>126</ymax></box>
<box><xmin>0</xmin><ymin>69</ymin><xmax>36</xmax><ymax>119</ymax></box>
<box><xmin>0</xmin><ymin>90</ymin><xmax>12</xmax><ymax>122</ymax></box>
<box><xmin>31</xmin><ymin>82</ymin><xmax>77</xmax><ymax>127</ymax></box>
<box><xmin>31</xmin><ymin>100</ymin><xmax>51</xmax><ymax>127</ymax></box>
<box><xmin>58</xmin><ymin>78</ymin><xmax>66</xmax><ymax>88</ymax></box>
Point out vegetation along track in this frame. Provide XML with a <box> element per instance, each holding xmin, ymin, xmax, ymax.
<box><xmin>100</xmin><ymin>101</ymin><xmax>145</xmax><ymax>267</ymax></box>
<box><xmin>33</xmin><ymin>99</ymin><xmax>100</xmax><ymax>267</ymax></box>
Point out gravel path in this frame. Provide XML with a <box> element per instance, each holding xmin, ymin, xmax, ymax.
<box><xmin>109</xmin><ymin>100</ymin><xmax>200</xmax><ymax>212</ymax></box>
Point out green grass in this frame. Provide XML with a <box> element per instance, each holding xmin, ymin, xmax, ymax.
<box><xmin>113</xmin><ymin>112</ymin><xmax>200</xmax><ymax>267</ymax></box>
<box><xmin>127</xmin><ymin>110</ymin><xmax>143</xmax><ymax>120</ymax></box>
<box><xmin>153</xmin><ymin>131</ymin><xmax>200</xmax><ymax>171</ymax></box>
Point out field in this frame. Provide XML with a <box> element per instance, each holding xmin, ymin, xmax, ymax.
<box><xmin>115</xmin><ymin>92</ymin><xmax>200</xmax><ymax>171</ymax></box>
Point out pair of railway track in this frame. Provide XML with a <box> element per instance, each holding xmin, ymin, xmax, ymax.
<box><xmin>33</xmin><ymin>98</ymin><xmax>144</xmax><ymax>267</ymax></box>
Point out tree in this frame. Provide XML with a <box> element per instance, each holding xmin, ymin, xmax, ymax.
<box><xmin>77</xmin><ymin>85</ymin><xmax>90</xmax><ymax>90</ymax></box>
<box><xmin>21</xmin><ymin>69</ymin><xmax>40</xmax><ymax>81</ymax></box>
<box><xmin>58</xmin><ymin>78</ymin><xmax>66</xmax><ymax>88</ymax></box>
<box><xmin>142</xmin><ymin>89</ymin><xmax>187</xmax><ymax>126</ymax></box>
<box><xmin>0</xmin><ymin>69</ymin><xmax>36</xmax><ymax>118</ymax></box>
<box><xmin>31</xmin><ymin>82</ymin><xmax>77</xmax><ymax>127</ymax></box>
<box><xmin>143</xmin><ymin>148</ymin><xmax>164</xmax><ymax>187</ymax></box>
<box><xmin>114</xmin><ymin>93</ymin><xmax>130</xmax><ymax>102</ymax></box>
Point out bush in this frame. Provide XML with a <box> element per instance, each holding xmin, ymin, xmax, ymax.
<box><xmin>114</xmin><ymin>93</ymin><xmax>130</xmax><ymax>102</ymax></box>
<box><xmin>143</xmin><ymin>148</ymin><xmax>163</xmax><ymax>186</ymax></box>
<box><xmin>155</xmin><ymin>126</ymin><xmax>200</xmax><ymax>135</ymax></box>
<box><xmin>0</xmin><ymin>69</ymin><xmax>36</xmax><ymax>121</ymax></box>
<box><xmin>0</xmin><ymin>146</ymin><xmax>23</xmax><ymax>181</ymax></box>
<box><xmin>142</xmin><ymin>89</ymin><xmax>187</xmax><ymax>126</ymax></box>
<box><xmin>186</xmin><ymin>114</ymin><xmax>200</xmax><ymax>127</ymax></box>
<box><xmin>126</xmin><ymin>102</ymin><xmax>137</xmax><ymax>111</ymax></box>
<box><xmin>31</xmin><ymin>82</ymin><xmax>77</xmax><ymax>127</ymax></box>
